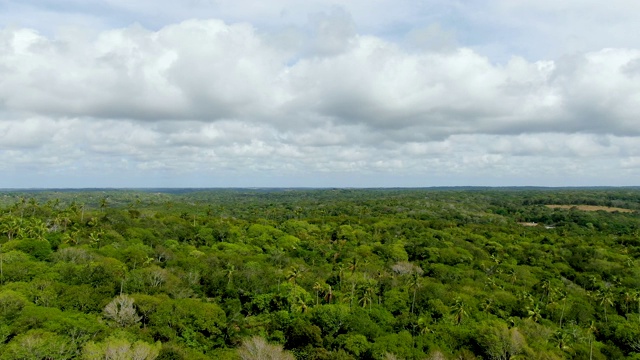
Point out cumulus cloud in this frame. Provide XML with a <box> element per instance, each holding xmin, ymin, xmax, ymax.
<box><xmin>2</xmin><ymin>21</ymin><xmax>640</xmax><ymax>139</ymax></box>
<box><xmin>1</xmin><ymin>3</ymin><xmax>640</xmax><ymax>187</ymax></box>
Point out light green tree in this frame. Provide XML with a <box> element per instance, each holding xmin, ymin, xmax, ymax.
<box><xmin>83</xmin><ymin>336</ymin><xmax>160</xmax><ymax>360</ymax></box>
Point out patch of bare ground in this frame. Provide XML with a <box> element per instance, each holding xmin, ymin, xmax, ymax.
<box><xmin>545</xmin><ymin>205</ymin><xmax>635</xmax><ymax>213</ymax></box>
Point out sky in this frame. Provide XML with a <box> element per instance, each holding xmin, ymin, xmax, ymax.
<box><xmin>2</xmin><ymin>1</ymin><xmax>640</xmax><ymax>188</ymax></box>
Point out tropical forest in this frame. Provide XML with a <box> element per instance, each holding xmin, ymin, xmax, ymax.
<box><xmin>1</xmin><ymin>188</ymin><xmax>640</xmax><ymax>359</ymax></box>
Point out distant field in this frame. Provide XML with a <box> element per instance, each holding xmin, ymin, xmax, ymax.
<box><xmin>545</xmin><ymin>204</ymin><xmax>635</xmax><ymax>213</ymax></box>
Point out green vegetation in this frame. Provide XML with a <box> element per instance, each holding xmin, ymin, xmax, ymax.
<box><xmin>1</xmin><ymin>188</ymin><xmax>640</xmax><ymax>359</ymax></box>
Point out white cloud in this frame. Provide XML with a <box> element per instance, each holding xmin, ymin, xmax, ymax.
<box><xmin>5</xmin><ymin>21</ymin><xmax>639</xmax><ymax>140</ymax></box>
<box><xmin>1</xmin><ymin>3</ymin><xmax>640</xmax><ymax>187</ymax></box>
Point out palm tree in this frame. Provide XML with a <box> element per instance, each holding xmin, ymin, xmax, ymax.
<box><xmin>374</xmin><ymin>270</ymin><xmax>387</xmax><ymax>305</ymax></box>
<box><xmin>481</xmin><ymin>297</ymin><xmax>494</xmax><ymax>316</ymax></box>
<box><xmin>587</xmin><ymin>321</ymin><xmax>598</xmax><ymax>360</ymax></box>
<box><xmin>485</xmin><ymin>276</ymin><xmax>502</xmax><ymax>290</ymax></box>
<box><xmin>336</xmin><ymin>263</ymin><xmax>346</xmax><ymax>291</ymax></box>
<box><xmin>417</xmin><ymin>316</ymin><xmax>432</xmax><ymax>335</ymax></box>
<box><xmin>100</xmin><ymin>197</ymin><xmax>109</xmax><ymax>213</ymax></box>
<box><xmin>79</xmin><ymin>203</ymin><xmax>86</xmax><ymax>222</ymax></box>
<box><xmin>348</xmin><ymin>257</ymin><xmax>359</xmax><ymax>275</ymax></box>
<box><xmin>557</xmin><ymin>289</ymin><xmax>568</xmax><ymax>328</ymax></box>
<box><xmin>287</xmin><ymin>266</ymin><xmax>304</xmax><ymax>297</ymax></box>
<box><xmin>508</xmin><ymin>268</ymin><xmax>518</xmax><ymax>285</ymax></box>
<box><xmin>27</xmin><ymin>197</ymin><xmax>38</xmax><ymax>216</ymax></box>
<box><xmin>45</xmin><ymin>198</ymin><xmax>60</xmax><ymax>212</ymax></box>
<box><xmin>89</xmin><ymin>230</ymin><xmax>104</xmax><ymax>248</ymax></box>
<box><xmin>358</xmin><ymin>281</ymin><xmax>377</xmax><ymax>311</ymax></box>
<box><xmin>60</xmin><ymin>210</ymin><xmax>73</xmax><ymax>232</ymax></box>
<box><xmin>0</xmin><ymin>242</ymin><xmax>4</xmax><ymax>285</ymax></box>
<box><xmin>292</xmin><ymin>296</ymin><xmax>308</xmax><ymax>313</ymax></box>
<box><xmin>596</xmin><ymin>288</ymin><xmax>614</xmax><ymax>323</ymax></box>
<box><xmin>143</xmin><ymin>256</ymin><xmax>154</xmax><ymax>266</ymax></box>
<box><xmin>342</xmin><ymin>283</ymin><xmax>357</xmax><ymax>309</ymax></box>
<box><xmin>66</xmin><ymin>201</ymin><xmax>85</xmax><ymax>222</ymax></box>
<box><xmin>15</xmin><ymin>196</ymin><xmax>26</xmax><ymax>219</ymax></box>
<box><xmin>408</xmin><ymin>272</ymin><xmax>422</xmax><ymax>314</ymax></box>
<box><xmin>27</xmin><ymin>219</ymin><xmax>48</xmax><ymax>241</ymax></box>
<box><xmin>323</xmin><ymin>284</ymin><xmax>334</xmax><ymax>304</ymax></box>
<box><xmin>0</xmin><ymin>216</ymin><xmax>20</xmax><ymax>240</ymax></box>
<box><xmin>226</xmin><ymin>265</ymin><xmax>236</xmax><ymax>287</ymax></box>
<box><xmin>625</xmin><ymin>258</ymin><xmax>634</xmax><ymax>268</ymax></box>
<box><xmin>527</xmin><ymin>303</ymin><xmax>542</xmax><ymax>323</ymax></box>
<box><xmin>633</xmin><ymin>290</ymin><xmax>640</xmax><ymax>321</ymax></box>
<box><xmin>68</xmin><ymin>201</ymin><xmax>79</xmax><ymax>215</ymax></box>
<box><xmin>451</xmin><ymin>297</ymin><xmax>468</xmax><ymax>325</ymax></box>
<box><xmin>60</xmin><ymin>231</ymin><xmax>73</xmax><ymax>245</ymax></box>
<box><xmin>313</xmin><ymin>282</ymin><xmax>323</xmax><ymax>306</ymax></box>
<box><xmin>540</xmin><ymin>278</ymin><xmax>553</xmax><ymax>304</ymax></box>
<box><xmin>518</xmin><ymin>291</ymin><xmax>534</xmax><ymax>306</ymax></box>
<box><xmin>622</xmin><ymin>291</ymin><xmax>633</xmax><ymax>314</ymax></box>
<box><xmin>552</xmin><ymin>330</ymin><xmax>572</xmax><ymax>351</ymax></box>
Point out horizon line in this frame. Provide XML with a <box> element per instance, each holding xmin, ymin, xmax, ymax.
<box><xmin>2</xmin><ymin>185</ymin><xmax>640</xmax><ymax>191</ymax></box>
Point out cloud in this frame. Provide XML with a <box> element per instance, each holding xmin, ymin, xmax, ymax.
<box><xmin>1</xmin><ymin>6</ymin><xmax>640</xmax><ymax>187</ymax></box>
<box><xmin>3</xmin><ymin>20</ymin><xmax>640</xmax><ymax>142</ymax></box>
<box><xmin>2</xmin><ymin>113</ymin><xmax>640</xmax><ymax>187</ymax></box>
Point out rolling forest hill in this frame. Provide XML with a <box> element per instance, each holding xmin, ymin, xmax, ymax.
<box><xmin>1</xmin><ymin>188</ymin><xmax>640</xmax><ymax>359</ymax></box>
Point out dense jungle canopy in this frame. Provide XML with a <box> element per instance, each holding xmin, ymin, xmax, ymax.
<box><xmin>1</xmin><ymin>188</ymin><xmax>640</xmax><ymax>359</ymax></box>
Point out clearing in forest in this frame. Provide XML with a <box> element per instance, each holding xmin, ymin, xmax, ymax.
<box><xmin>545</xmin><ymin>204</ymin><xmax>635</xmax><ymax>213</ymax></box>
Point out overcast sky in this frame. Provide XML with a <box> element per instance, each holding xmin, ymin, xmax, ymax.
<box><xmin>2</xmin><ymin>0</ymin><xmax>640</xmax><ymax>188</ymax></box>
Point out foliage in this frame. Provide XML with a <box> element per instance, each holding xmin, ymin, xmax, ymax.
<box><xmin>1</xmin><ymin>188</ymin><xmax>640</xmax><ymax>358</ymax></box>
